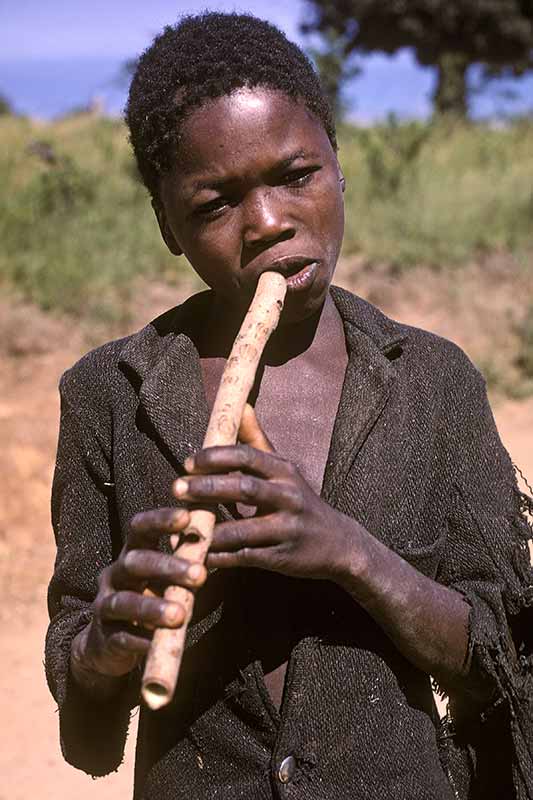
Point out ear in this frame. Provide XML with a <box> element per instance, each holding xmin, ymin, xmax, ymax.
<box><xmin>335</xmin><ymin>158</ymin><xmax>346</xmax><ymax>193</ymax></box>
<box><xmin>151</xmin><ymin>199</ymin><xmax>183</xmax><ymax>256</ymax></box>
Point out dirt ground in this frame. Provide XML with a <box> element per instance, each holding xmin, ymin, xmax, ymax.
<box><xmin>1</xmin><ymin>262</ymin><xmax>532</xmax><ymax>800</ymax></box>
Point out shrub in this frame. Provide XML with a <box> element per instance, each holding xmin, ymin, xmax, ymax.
<box><xmin>0</xmin><ymin>115</ymin><xmax>190</xmax><ymax>323</ymax></box>
<box><xmin>0</xmin><ymin>114</ymin><xmax>532</xmax><ymax>323</ymax></box>
<box><xmin>339</xmin><ymin>118</ymin><xmax>533</xmax><ymax>266</ymax></box>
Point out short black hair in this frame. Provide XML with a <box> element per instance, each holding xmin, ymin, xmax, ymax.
<box><xmin>125</xmin><ymin>12</ymin><xmax>336</xmax><ymax>202</ymax></box>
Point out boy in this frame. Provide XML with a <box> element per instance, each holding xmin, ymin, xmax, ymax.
<box><xmin>46</xmin><ymin>12</ymin><xmax>533</xmax><ymax>799</ymax></box>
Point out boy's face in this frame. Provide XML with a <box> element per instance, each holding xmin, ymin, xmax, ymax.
<box><xmin>156</xmin><ymin>88</ymin><xmax>345</xmax><ymax>323</ymax></box>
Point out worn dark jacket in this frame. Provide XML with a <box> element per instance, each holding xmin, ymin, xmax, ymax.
<box><xmin>46</xmin><ymin>287</ymin><xmax>533</xmax><ymax>799</ymax></box>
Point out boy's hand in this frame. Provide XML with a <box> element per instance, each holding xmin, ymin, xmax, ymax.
<box><xmin>173</xmin><ymin>404</ymin><xmax>359</xmax><ymax>582</ymax></box>
<box><xmin>71</xmin><ymin>508</ymin><xmax>206</xmax><ymax>680</ymax></box>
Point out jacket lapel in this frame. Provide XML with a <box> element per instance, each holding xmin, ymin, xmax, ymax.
<box><xmin>119</xmin><ymin>294</ymin><xmax>237</xmax><ymax>523</ymax></box>
<box><xmin>119</xmin><ymin>295</ymin><xmax>210</xmax><ymax>472</ymax></box>
<box><xmin>139</xmin><ymin>333</ymin><xmax>209</xmax><ymax>469</ymax></box>
<box><xmin>322</xmin><ymin>287</ymin><xmax>407</xmax><ymax>507</ymax></box>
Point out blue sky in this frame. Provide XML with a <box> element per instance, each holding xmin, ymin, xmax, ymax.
<box><xmin>0</xmin><ymin>0</ymin><xmax>301</xmax><ymax>60</ymax></box>
<box><xmin>0</xmin><ymin>0</ymin><xmax>531</xmax><ymax>120</ymax></box>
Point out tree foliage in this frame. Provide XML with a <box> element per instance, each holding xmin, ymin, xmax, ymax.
<box><xmin>307</xmin><ymin>29</ymin><xmax>360</xmax><ymax>119</ymax></box>
<box><xmin>302</xmin><ymin>1</ymin><xmax>533</xmax><ymax>116</ymax></box>
<box><xmin>0</xmin><ymin>93</ymin><xmax>13</xmax><ymax>116</ymax></box>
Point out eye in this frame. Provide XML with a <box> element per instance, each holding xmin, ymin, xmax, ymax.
<box><xmin>194</xmin><ymin>197</ymin><xmax>230</xmax><ymax>219</ymax></box>
<box><xmin>282</xmin><ymin>166</ymin><xmax>321</xmax><ymax>188</ymax></box>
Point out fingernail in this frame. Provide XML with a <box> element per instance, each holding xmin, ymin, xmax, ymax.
<box><xmin>174</xmin><ymin>478</ymin><xmax>188</xmax><ymax>496</ymax></box>
<box><xmin>171</xmin><ymin>510</ymin><xmax>186</xmax><ymax>530</ymax></box>
<box><xmin>188</xmin><ymin>563</ymin><xmax>205</xmax><ymax>582</ymax></box>
<box><xmin>184</xmin><ymin>456</ymin><xmax>194</xmax><ymax>472</ymax></box>
<box><xmin>166</xmin><ymin>604</ymin><xmax>183</xmax><ymax>624</ymax></box>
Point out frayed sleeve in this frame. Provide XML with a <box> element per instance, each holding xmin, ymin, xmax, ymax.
<box><xmin>45</xmin><ymin>374</ymin><xmax>136</xmax><ymax>777</ymax></box>
<box><xmin>436</xmin><ymin>362</ymin><xmax>533</xmax><ymax>798</ymax></box>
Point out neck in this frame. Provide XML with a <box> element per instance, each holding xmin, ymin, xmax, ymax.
<box><xmin>198</xmin><ymin>292</ymin><xmax>338</xmax><ymax>367</ymax></box>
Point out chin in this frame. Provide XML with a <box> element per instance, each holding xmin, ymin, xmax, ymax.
<box><xmin>278</xmin><ymin>282</ymin><xmax>330</xmax><ymax>326</ymax></box>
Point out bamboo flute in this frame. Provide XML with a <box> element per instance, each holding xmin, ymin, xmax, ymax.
<box><xmin>141</xmin><ymin>271</ymin><xmax>287</xmax><ymax>710</ymax></box>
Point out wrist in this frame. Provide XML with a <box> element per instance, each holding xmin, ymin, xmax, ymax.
<box><xmin>332</xmin><ymin>516</ymin><xmax>372</xmax><ymax>594</ymax></box>
<box><xmin>334</xmin><ymin>521</ymin><xmax>413</xmax><ymax>613</ymax></box>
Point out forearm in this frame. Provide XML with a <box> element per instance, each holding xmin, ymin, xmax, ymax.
<box><xmin>336</xmin><ymin>519</ymin><xmax>472</xmax><ymax>691</ymax></box>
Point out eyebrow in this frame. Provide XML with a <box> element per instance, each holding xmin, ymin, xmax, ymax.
<box><xmin>187</xmin><ymin>149</ymin><xmax>317</xmax><ymax>198</ymax></box>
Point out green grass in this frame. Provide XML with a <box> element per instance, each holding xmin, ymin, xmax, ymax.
<box><xmin>339</xmin><ymin>116</ymin><xmax>533</xmax><ymax>266</ymax></box>
<box><xmin>0</xmin><ymin>114</ymin><xmax>189</xmax><ymax>324</ymax></box>
<box><xmin>1</xmin><ymin>111</ymin><xmax>533</xmax><ymax>323</ymax></box>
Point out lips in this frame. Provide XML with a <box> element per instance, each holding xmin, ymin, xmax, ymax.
<box><xmin>261</xmin><ymin>255</ymin><xmax>318</xmax><ymax>280</ymax></box>
<box><xmin>261</xmin><ymin>255</ymin><xmax>318</xmax><ymax>291</ymax></box>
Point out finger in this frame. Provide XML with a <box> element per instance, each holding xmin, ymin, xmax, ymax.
<box><xmin>99</xmin><ymin>590</ymin><xmax>186</xmax><ymax>628</ymax></box>
<box><xmin>106</xmin><ymin>626</ymin><xmax>152</xmax><ymax>657</ymax></box>
<box><xmin>97</xmin><ymin>564</ymin><xmax>114</xmax><ymax>594</ymax></box>
<box><xmin>238</xmin><ymin>403</ymin><xmax>275</xmax><ymax>453</ymax></box>
<box><xmin>183</xmin><ymin>444</ymin><xmax>295</xmax><ymax>481</ymax></box>
<box><xmin>210</xmin><ymin>514</ymin><xmax>285</xmax><ymax>552</ymax></box>
<box><xmin>112</xmin><ymin>550</ymin><xmax>207</xmax><ymax>591</ymax></box>
<box><xmin>206</xmin><ymin>546</ymin><xmax>281</xmax><ymax>571</ymax></box>
<box><xmin>173</xmin><ymin>473</ymin><xmax>302</xmax><ymax>511</ymax></box>
<box><xmin>128</xmin><ymin>507</ymin><xmax>190</xmax><ymax>549</ymax></box>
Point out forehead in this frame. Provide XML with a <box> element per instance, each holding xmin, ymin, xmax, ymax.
<box><xmin>174</xmin><ymin>88</ymin><xmax>331</xmax><ymax>179</ymax></box>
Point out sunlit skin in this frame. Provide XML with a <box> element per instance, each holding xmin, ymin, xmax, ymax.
<box><xmin>71</xmin><ymin>88</ymin><xmax>476</xmax><ymax>711</ymax></box>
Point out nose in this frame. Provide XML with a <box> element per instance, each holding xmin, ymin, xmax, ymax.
<box><xmin>242</xmin><ymin>188</ymin><xmax>295</xmax><ymax>249</ymax></box>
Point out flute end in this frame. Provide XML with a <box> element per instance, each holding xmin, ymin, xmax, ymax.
<box><xmin>142</xmin><ymin>681</ymin><xmax>172</xmax><ymax>711</ymax></box>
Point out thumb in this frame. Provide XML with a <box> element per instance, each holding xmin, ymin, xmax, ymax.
<box><xmin>238</xmin><ymin>403</ymin><xmax>275</xmax><ymax>453</ymax></box>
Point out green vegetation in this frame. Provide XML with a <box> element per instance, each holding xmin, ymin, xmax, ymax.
<box><xmin>1</xmin><ymin>113</ymin><xmax>532</xmax><ymax>324</ymax></box>
<box><xmin>303</xmin><ymin>1</ymin><xmax>533</xmax><ymax>118</ymax></box>
<box><xmin>0</xmin><ymin>114</ymin><xmax>189</xmax><ymax>325</ymax></box>
<box><xmin>339</xmin><ymin>116</ymin><xmax>533</xmax><ymax>265</ymax></box>
<box><xmin>0</xmin><ymin>94</ymin><xmax>13</xmax><ymax>116</ymax></box>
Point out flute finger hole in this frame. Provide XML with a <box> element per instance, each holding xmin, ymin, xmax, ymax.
<box><xmin>174</xmin><ymin>530</ymin><xmax>202</xmax><ymax>549</ymax></box>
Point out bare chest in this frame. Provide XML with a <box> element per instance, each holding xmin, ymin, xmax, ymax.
<box><xmin>200</xmin><ymin>351</ymin><xmax>348</xmax><ymax>497</ymax></box>
<box><xmin>253</xmin><ymin>362</ymin><xmax>345</xmax><ymax>494</ymax></box>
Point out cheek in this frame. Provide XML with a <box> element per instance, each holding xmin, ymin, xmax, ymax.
<box><xmin>312</xmin><ymin>180</ymin><xmax>344</xmax><ymax>250</ymax></box>
<box><xmin>180</xmin><ymin>224</ymin><xmax>241</xmax><ymax>289</ymax></box>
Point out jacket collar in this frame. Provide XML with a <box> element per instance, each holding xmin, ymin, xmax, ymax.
<box><xmin>119</xmin><ymin>292</ymin><xmax>212</xmax><ymax>470</ymax></box>
<box><xmin>321</xmin><ymin>286</ymin><xmax>407</xmax><ymax>505</ymax></box>
<box><xmin>118</xmin><ymin>286</ymin><xmax>408</xmax><ymax>500</ymax></box>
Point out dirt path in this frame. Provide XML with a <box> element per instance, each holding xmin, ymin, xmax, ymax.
<box><xmin>0</xmin><ymin>339</ymin><xmax>136</xmax><ymax>799</ymax></box>
<box><xmin>1</xmin><ymin>271</ymin><xmax>532</xmax><ymax>799</ymax></box>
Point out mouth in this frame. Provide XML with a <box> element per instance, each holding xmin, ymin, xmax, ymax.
<box><xmin>260</xmin><ymin>256</ymin><xmax>320</xmax><ymax>292</ymax></box>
